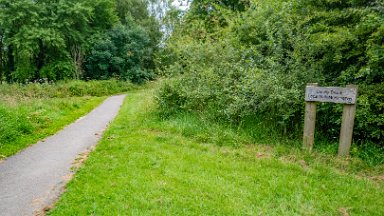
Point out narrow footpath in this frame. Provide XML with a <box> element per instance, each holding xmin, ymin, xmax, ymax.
<box><xmin>0</xmin><ymin>95</ymin><xmax>126</xmax><ymax>216</ymax></box>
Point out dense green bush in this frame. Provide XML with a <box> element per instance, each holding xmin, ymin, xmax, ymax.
<box><xmin>158</xmin><ymin>0</ymin><xmax>384</xmax><ymax>146</ymax></box>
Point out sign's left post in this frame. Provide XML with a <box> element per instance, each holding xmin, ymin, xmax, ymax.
<box><xmin>303</xmin><ymin>83</ymin><xmax>318</xmax><ymax>151</ymax></box>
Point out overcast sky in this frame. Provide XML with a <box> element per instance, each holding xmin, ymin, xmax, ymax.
<box><xmin>171</xmin><ymin>0</ymin><xmax>190</xmax><ymax>10</ymax></box>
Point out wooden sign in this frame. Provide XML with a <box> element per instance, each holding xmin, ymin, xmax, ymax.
<box><xmin>303</xmin><ymin>84</ymin><xmax>358</xmax><ymax>157</ymax></box>
<box><xmin>305</xmin><ymin>86</ymin><xmax>357</xmax><ymax>104</ymax></box>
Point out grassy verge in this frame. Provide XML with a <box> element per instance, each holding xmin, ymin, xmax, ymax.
<box><xmin>0</xmin><ymin>80</ymin><xmax>135</xmax><ymax>158</ymax></box>
<box><xmin>49</xmin><ymin>83</ymin><xmax>384</xmax><ymax>215</ymax></box>
<box><xmin>0</xmin><ymin>97</ymin><xmax>105</xmax><ymax>158</ymax></box>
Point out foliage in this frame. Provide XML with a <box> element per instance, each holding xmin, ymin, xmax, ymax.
<box><xmin>84</xmin><ymin>25</ymin><xmax>156</xmax><ymax>83</ymax></box>
<box><xmin>0</xmin><ymin>0</ymin><xmax>161</xmax><ymax>83</ymax></box>
<box><xmin>158</xmin><ymin>0</ymin><xmax>384</xmax><ymax>147</ymax></box>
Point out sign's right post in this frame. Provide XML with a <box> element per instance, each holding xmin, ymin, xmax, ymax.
<box><xmin>338</xmin><ymin>85</ymin><xmax>358</xmax><ymax>156</ymax></box>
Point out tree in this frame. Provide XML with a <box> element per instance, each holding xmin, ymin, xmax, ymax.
<box><xmin>85</xmin><ymin>23</ymin><xmax>156</xmax><ymax>83</ymax></box>
<box><xmin>0</xmin><ymin>0</ymin><xmax>160</xmax><ymax>82</ymax></box>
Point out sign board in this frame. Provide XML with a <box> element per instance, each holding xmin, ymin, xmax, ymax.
<box><xmin>303</xmin><ymin>84</ymin><xmax>358</xmax><ymax>157</ymax></box>
<box><xmin>305</xmin><ymin>86</ymin><xmax>357</xmax><ymax>104</ymax></box>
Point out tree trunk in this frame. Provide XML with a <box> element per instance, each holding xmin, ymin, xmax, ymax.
<box><xmin>71</xmin><ymin>44</ymin><xmax>83</xmax><ymax>79</ymax></box>
<box><xmin>0</xmin><ymin>35</ymin><xmax>3</xmax><ymax>84</ymax></box>
<box><xmin>35</xmin><ymin>39</ymin><xmax>45</xmax><ymax>80</ymax></box>
<box><xmin>6</xmin><ymin>44</ymin><xmax>15</xmax><ymax>83</ymax></box>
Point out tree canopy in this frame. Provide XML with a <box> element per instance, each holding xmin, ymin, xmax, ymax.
<box><xmin>0</xmin><ymin>0</ymin><xmax>161</xmax><ymax>83</ymax></box>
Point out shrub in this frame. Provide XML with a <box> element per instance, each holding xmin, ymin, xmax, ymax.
<box><xmin>158</xmin><ymin>0</ymin><xmax>384</xmax><ymax>147</ymax></box>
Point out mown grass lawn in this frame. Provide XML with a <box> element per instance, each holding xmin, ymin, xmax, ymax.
<box><xmin>49</xmin><ymin>84</ymin><xmax>384</xmax><ymax>216</ymax></box>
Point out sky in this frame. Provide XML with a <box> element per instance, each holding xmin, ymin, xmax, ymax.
<box><xmin>171</xmin><ymin>0</ymin><xmax>191</xmax><ymax>11</ymax></box>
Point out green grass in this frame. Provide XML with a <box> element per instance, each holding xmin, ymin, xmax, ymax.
<box><xmin>0</xmin><ymin>80</ymin><xmax>135</xmax><ymax>158</ymax></box>
<box><xmin>0</xmin><ymin>97</ymin><xmax>105</xmax><ymax>158</ymax></box>
<box><xmin>49</xmin><ymin>83</ymin><xmax>384</xmax><ymax>215</ymax></box>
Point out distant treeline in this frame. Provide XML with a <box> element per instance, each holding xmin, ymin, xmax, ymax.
<box><xmin>0</xmin><ymin>0</ymin><xmax>161</xmax><ymax>83</ymax></box>
<box><xmin>158</xmin><ymin>0</ymin><xmax>384</xmax><ymax>146</ymax></box>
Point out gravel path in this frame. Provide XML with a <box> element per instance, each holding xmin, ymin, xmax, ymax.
<box><xmin>0</xmin><ymin>95</ymin><xmax>126</xmax><ymax>216</ymax></box>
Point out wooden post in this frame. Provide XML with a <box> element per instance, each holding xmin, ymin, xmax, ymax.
<box><xmin>338</xmin><ymin>85</ymin><xmax>358</xmax><ymax>156</ymax></box>
<box><xmin>303</xmin><ymin>83</ymin><xmax>318</xmax><ymax>151</ymax></box>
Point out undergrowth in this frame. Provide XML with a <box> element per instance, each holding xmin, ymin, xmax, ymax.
<box><xmin>157</xmin><ymin>110</ymin><xmax>384</xmax><ymax>174</ymax></box>
<box><xmin>0</xmin><ymin>79</ymin><xmax>135</xmax><ymax>99</ymax></box>
<box><xmin>158</xmin><ymin>77</ymin><xmax>384</xmax><ymax>166</ymax></box>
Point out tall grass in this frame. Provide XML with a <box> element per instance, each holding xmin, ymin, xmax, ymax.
<box><xmin>0</xmin><ymin>80</ymin><xmax>135</xmax><ymax>99</ymax></box>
